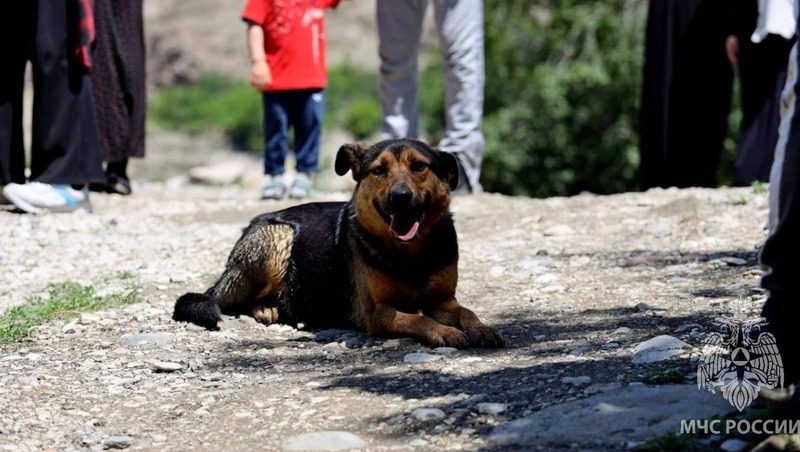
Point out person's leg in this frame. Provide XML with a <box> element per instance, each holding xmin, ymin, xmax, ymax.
<box><xmin>291</xmin><ymin>89</ymin><xmax>323</xmax><ymax>175</ymax></box>
<box><xmin>289</xmin><ymin>89</ymin><xmax>323</xmax><ymax>199</ymax></box>
<box><xmin>29</xmin><ymin>0</ymin><xmax>104</xmax><ymax>185</ymax></box>
<box><xmin>377</xmin><ymin>0</ymin><xmax>427</xmax><ymax>139</ymax></box>
<box><xmin>432</xmin><ymin>0</ymin><xmax>485</xmax><ymax>193</ymax></box>
<box><xmin>761</xmin><ymin>35</ymin><xmax>800</xmax><ymax>384</ymax></box>
<box><xmin>263</xmin><ymin>92</ymin><xmax>290</xmax><ymax>177</ymax></box>
<box><xmin>261</xmin><ymin>91</ymin><xmax>290</xmax><ymax>199</ymax></box>
<box><xmin>0</xmin><ymin>2</ymin><xmax>34</xmax><ymax>187</ymax></box>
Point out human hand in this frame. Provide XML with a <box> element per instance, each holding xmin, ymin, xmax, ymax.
<box><xmin>251</xmin><ymin>60</ymin><xmax>271</xmax><ymax>90</ymax></box>
<box><xmin>725</xmin><ymin>35</ymin><xmax>739</xmax><ymax>68</ymax></box>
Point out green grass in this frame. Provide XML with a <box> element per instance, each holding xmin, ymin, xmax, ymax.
<box><xmin>0</xmin><ymin>275</ymin><xmax>140</xmax><ymax>343</ymax></box>
<box><xmin>752</xmin><ymin>180</ymin><xmax>768</xmax><ymax>195</ymax></box>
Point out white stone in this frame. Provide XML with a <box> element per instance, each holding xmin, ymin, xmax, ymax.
<box><xmin>403</xmin><ymin>353</ymin><xmax>443</xmax><ymax>364</ymax></box>
<box><xmin>411</xmin><ymin>408</ymin><xmax>446</xmax><ymax>422</ymax></box>
<box><xmin>477</xmin><ymin>403</ymin><xmax>507</xmax><ymax>415</ymax></box>
<box><xmin>281</xmin><ymin>431</ymin><xmax>367</xmax><ymax>451</ymax></box>
<box><xmin>631</xmin><ymin>335</ymin><xmax>690</xmax><ymax>364</ymax></box>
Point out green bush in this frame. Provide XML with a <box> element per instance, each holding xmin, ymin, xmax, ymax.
<box><xmin>149</xmin><ymin>74</ymin><xmax>262</xmax><ymax>150</ymax></box>
<box><xmin>480</xmin><ymin>0</ymin><xmax>646</xmax><ymax>197</ymax></box>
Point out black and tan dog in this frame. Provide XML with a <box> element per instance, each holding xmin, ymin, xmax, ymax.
<box><xmin>173</xmin><ymin>138</ymin><xmax>504</xmax><ymax>348</ymax></box>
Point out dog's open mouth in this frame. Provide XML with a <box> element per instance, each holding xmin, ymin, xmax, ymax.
<box><xmin>390</xmin><ymin>214</ymin><xmax>420</xmax><ymax>242</ymax></box>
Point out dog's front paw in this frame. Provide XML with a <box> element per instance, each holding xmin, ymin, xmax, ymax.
<box><xmin>428</xmin><ymin>325</ymin><xmax>470</xmax><ymax>349</ymax></box>
<box><xmin>464</xmin><ymin>324</ymin><xmax>505</xmax><ymax>348</ymax></box>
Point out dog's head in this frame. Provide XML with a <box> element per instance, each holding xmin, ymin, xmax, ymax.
<box><xmin>335</xmin><ymin>139</ymin><xmax>459</xmax><ymax>243</ymax></box>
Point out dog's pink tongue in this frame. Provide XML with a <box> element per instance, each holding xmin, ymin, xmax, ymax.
<box><xmin>390</xmin><ymin>217</ymin><xmax>420</xmax><ymax>241</ymax></box>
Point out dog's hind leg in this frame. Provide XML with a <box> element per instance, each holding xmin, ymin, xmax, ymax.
<box><xmin>174</xmin><ymin>223</ymin><xmax>294</xmax><ymax>330</ymax></box>
<box><xmin>213</xmin><ymin>223</ymin><xmax>293</xmax><ymax>322</ymax></box>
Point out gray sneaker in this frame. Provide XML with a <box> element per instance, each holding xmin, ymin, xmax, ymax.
<box><xmin>261</xmin><ymin>180</ymin><xmax>287</xmax><ymax>200</ymax></box>
<box><xmin>2</xmin><ymin>182</ymin><xmax>92</xmax><ymax>214</ymax></box>
<box><xmin>289</xmin><ymin>174</ymin><xmax>312</xmax><ymax>199</ymax></box>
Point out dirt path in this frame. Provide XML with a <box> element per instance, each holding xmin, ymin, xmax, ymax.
<box><xmin>0</xmin><ymin>180</ymin><xmax>771</xmax><ymax>450</ymax></box>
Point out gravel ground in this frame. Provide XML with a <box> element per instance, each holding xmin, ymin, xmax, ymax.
<box><xmin>0</xmin><ymin>178</ymin><xmax>772</xmax><ymax>450</ymax></box>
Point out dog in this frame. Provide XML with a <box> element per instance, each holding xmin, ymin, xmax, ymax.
<box><xmin>173</xmin><ymin>138</ymin><xmax>504</xmax><ymax>348</ymax></box>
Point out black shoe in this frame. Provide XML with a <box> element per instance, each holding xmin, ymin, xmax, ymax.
<box><xmin>762</xmin><ymin>293</ymin><xmax>800</xmax><ymax>385</ymax></box>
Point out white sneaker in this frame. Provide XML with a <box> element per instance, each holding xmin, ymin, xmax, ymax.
<box><xmin>2</xmin><ymin>182</ymin><xmax>92</xmax><ymax>214</ymax></box>
<box><xmin>289</xmin><ymin>173</ymin><xmax>312</xmax><ymax>199</ymax></box>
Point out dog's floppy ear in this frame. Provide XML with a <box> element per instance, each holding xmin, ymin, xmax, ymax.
<box><xmin>435</xmin><ymin>149</ymin><xmax>460</xmax><ymax>191</ymax></box>
<box><xmin>335</xmin><ymin>142</ymin><xmax>370</xmax><ymax>180</ymax></box>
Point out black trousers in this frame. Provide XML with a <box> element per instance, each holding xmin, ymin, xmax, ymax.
<box><xmin>734</xmin><ymin>34</ymin><xmax>794</xmax><ymax>186</ymax></box>
<box><xmin>761</xmin><ymin>38</ymin><xmax>800</xmax><ymax>299</ymax></box>
<box><xmin>639</xmin><ymin>0</ymin><xmax>734</xmax><ymax>189</ymax></box>
<box><xmin>760</xmin><ymin>17</ymin><xmax>800</xmax><ymax>383</ymax></box>
<box><xmin>0</xmin><ymin>0</ymin><xmax>104</xmax><ymax>186</ymax></box>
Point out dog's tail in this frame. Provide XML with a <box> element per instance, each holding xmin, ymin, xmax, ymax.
<box><xmin>173</xmin><ymin>292</ymin><xmax>222</xmax><ymax>331</ymax></box>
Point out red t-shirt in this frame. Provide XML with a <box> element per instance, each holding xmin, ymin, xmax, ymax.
<box><xmin>242</xmin><ymin>0</ymin><xmax>340</xmax><ymax>92</ymax></box>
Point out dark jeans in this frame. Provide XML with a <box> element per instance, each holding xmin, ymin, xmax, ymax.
<box><xmin>0</xmin><ymin>0</ymin><xmax>104</xmax><ymax>186</ymax></box>
<box><xmin>262</xmin><ymin>89</ymin><xmax>324</xmax><ymax>176</ymax></box>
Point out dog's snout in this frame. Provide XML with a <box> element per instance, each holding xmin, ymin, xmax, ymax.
<box><xmin>389</xmin><ymin>183</ymin><xmax>413</xmax><ymax>209</ymax></box>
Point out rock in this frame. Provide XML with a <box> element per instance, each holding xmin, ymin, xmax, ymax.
<box><xmin>561</xmin><ymin>376</ymin><xmax>592</xmax><ymax>386</ymax></box>
<box><xmin>118</xmin><ymin>332</ymin><xmax>174</xmax><ymax>348</ymax></box>
<box><xmin>477</xmin><ymin>403</ymin><xmax>507</xmax><ymax>415</ymax></box>
<box><xmin>188</xmin><ymin>160</ymin><xmax>244</xmax><ymax>186</ymax></box>
<box><xmin>488</xmin><ymin>384</ymin><xmax>732</xmax><ymax>447</ymax></box>
<box><xmin>631</xmin><ymin>335</ymin><xmax>690</xmax><ymax>364</ymax></box>
<box><xmin>411</xmin><ymin>408</ymin><xmax>446</xmax><ymax>422</ymax></box>
<box><xmin>674</xmin><ymin>323</ymin><xmax>703</xmax><ymax>334</ymax></box>
<box><xmin>634</xmin><ymin>302</ymin><xmax>665</xmax><ymax>312</ymax></box>
<box><xmin>720</xmin><ymin>438</ymin><xmax>749</xmax><ymax>452</ymax></box>
<box><xmin>403</xmin><ymin>353</ymin><xmax>443</xmax><ymax>364</ymax></box>
<box><xmin>409</xmin><ymin>438</ymin><xmax>429</xmax><ymax>447</ymax></box>
<box><xmin>543</xmin><ymin>224</ymin><xmax>574</xmax><ymax>236</ymax></box>
<box><xmin>280</xmin><ymin>431</ymin><xmax>368</xmax><ymax>451</ymax></box>
<box><xmin>148</xmin><ymin>361</ymin><xmax>183</xmax><ymax>373</ymax></box>
<box><xmin>432</xmin><ymin>347</ymin><xmax>458</xmax><ymax>356</ymax></box>
<box><xmin>62</xmin><ymin>321</ymin><xmax>80</xmax><ymax>334</ymax></box>
<box><xmin>313</xmin><ymin>329</ymin><xmax>357</xmax><ymax>342</ymax></box>
<box><xmin>717</xmin><ymin>257</ymin><xmax>748</xmax><ymax>267</ymax></box>
<box><xmin>612</xmin><ymin>327</ymin><xmax>632</xmax><ymax>335</ymax></box>
<box><xmin>343</xmin><ymin>337</ymin><xmax>364</xmax><ymax>349</ymax></box>
<box><xmin>103</xmin><ymin>435</ymin><xmax>133</xmax><ymax>449</ymax></box>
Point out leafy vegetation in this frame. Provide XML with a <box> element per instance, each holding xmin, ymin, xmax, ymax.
<box><xmin>0</xmin><ymin>275</ymin><xmax>140</xmax><ymax>343</ymax></box>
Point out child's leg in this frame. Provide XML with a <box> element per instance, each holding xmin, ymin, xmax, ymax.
<box><xmin>262</xmin><ymin>92</ymin><xmax>290</xmax><ymax>176</ymax></box>
<box><xmin>290</xmin><ymin>89</ymin><xmax>324</xmax><ymax>175</ymax></box>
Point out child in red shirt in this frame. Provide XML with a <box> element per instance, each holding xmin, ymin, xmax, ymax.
<box><xmin>242</xmin><ymin>0</ymin><xmax>340</xmax><ymax>200</ymax></box>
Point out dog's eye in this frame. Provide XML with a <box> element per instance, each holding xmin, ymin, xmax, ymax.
<box><xmin>410</xmin><ymin>161</ymin><xmax>428</xmax><ymax>173</ymax></box>
<box><xmin>370</xmin><ymin>166</ymin><xmax>387</xmax><ymax>176</ymax></box>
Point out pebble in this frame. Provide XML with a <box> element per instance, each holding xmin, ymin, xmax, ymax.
<box><xmin>432</xmin><ymin>347</ymin><xmax>458</xmax><ymax>356</ymax></box>
<box><xmin>612</xmin><ymin>327</ymin><xmax>631</xmax><ymax>335</ymax></box>
<box><xmin>403</xmin><ymin>353</ymin><xmax>443</xmax><ymax>364</ymax></box>
<box><xmin>720</xmin><ymin>438</ymin><xmax>749</xmax><ymax>452</ymax></box>
<box><xmin>674</xmin><ymin>323</ymin><xmax>703</xmax><ymax>334</ymax></box>
<box><xmin>147</xmin><ymin>360</ymin><xmax>183</xmax><ymax>372</ymax></box>
<box><xmin>477</xmin><ymin>403</ymin><xmax>507</xmax><ymax>415</ymax></box>
<box><xmin>409</xmin><ymin>438</ymin><xmax>429</xmax><ymax>447</ymax></box>
<box><xmin>411</xmin><ymin>408</ymin><xmax>446</xmax><ymax>422</ymax></box>
<box><xmin>280</xmin><ymin>431</ymin><xmax>368</xmax><ymax>451</ymax></box>
<box><xmin>717</xmin><ymin>257</ymin><xmax>748</xmax><ymax>267</ymax></box>
<box><xmin>631</xmin><ymin>335</ymin><xmax>690</xmax><ymax>364</ymax></box>
<box><xmin>118</xmin><ymin>332</ymin><xmax>174</xmax><ymax>348</ymax></box>
<box><xmin>561</xmin><ymin>376</ymin><xmax>592</xmax><ymax>386</ymax></box>
<box><xmin>102</xmin><ymin>435</ymin><xmax>133</xmax><ymax>449</ymax></box>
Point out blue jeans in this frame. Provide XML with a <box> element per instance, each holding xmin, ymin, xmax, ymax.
<box><xmin>262</xmin><ymin>89</ymin><xmax>324</xmax><ymax>176</ymax></box>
